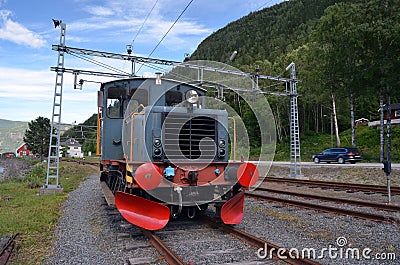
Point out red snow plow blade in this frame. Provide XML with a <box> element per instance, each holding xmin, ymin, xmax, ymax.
<box><xmin>220</xmin><ymin>190</ymin><xmax>245</xmax><ymax>224</ymax></box>
<box><xmin>115</xmin><ymin>191</ymin><xmax>170</xmax><ymax>230</ymax></box>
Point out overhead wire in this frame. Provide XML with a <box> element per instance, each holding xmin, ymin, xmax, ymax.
<box><xmin>135</xmin><ymin>61</ymin><xmax>194</xmax><ymax>82</ymax></box>
<box><xmin>121</xmin><ymin>0</ymin><xmax>159</xmax><ymax>71</ymax></box>
<box><xmin>136</xmin><ymin>0</ymin><xmax>195</xmax><ymax>74</ymax></box>
<box><xmin>68</xmin><ymin>0</ymin><xmax>290</xmax><ymax>88</ymax></box>
<box><xmin>130</xmin><ymin>0</ymin><xmax>159</xmax><ymax>47</ymax></box>
<box><xmin>67</xmin><ymin>0</ymin><xmax>161</xmax><ymax>80</ymax></box>
<box><xmin>70</xmin><ymin>53</ymin><xmax>130</xmax><ymax>75</ymax></box>
<box><xmin>256</xmin><ymin>0</ymin><xmax>276</xmax><ymax>11</ymax></box>
<box><xmin>147</xmin><ymin>0</ymin><xmax>195</xmax><ymax>58</ymax></box>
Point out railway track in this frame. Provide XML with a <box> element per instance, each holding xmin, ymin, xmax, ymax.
<box><xmin>64</xmin><ymin>159</ymin><xmax>98</xmax><ymax>167</ymax></box>
<box><xmin>200</xmin><ymin>215</ymin><xmax>321</xmax><ymax>265</ymax></box>
<box><xmin>265</xmin><ymin>177</ymin><xmax>400</xmax><ymax>194</ymax></box>
<box><xmin>101</xmin><ymin>182</ymin><xmax>180</xmax><ymax>264</ymax></box>
<box><xmin>246</xmin><ymin>192</ymin><xmax>400</xmax><ymax>223</ymax></box>
<box><xmin>101</xmin><ymin>178</ymin><xmax>322</xmax><ymax>264</ymax></box>
<box><xmin>0</xmin><ymin>234</ymin><xmax>18</xmax><ymax>265</ymax></box>
<box><xmin>256</xmin><ymin>187</ymin><xmax>400</xmax><ymax>212</ymax></box>
<box><xmin>140</xmin><ymin>229</ymin><xmax>186</xmax><ymax>265</ymax></box>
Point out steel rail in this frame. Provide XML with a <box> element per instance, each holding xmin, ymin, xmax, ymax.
<box><xmin>246</xmin><ymin>193</ymin><xmax>400</xmax><ymax>223</ymax></box>
<box><xmin>265</xmin><ymin>177</ymin><xmax>400</xmax><ymax>194</ymax></box>
<box><xmin>140</xmin><ymin>229</ymin><xmax>186</xmax><ymax>265</ymax></box>
<box><xmin>0</xmin><ymin>234</ymin><xmax>18</xmax><ymax>265</ymax></box>
<box><xmin>200</xmin><ymin>215</ymin><xmax>320</xmax><ymax>265</ymax></box>
<box><xmin>256</xmin><ymin>187</ymin><xmax>400</xmax><ymax>212</ymax></box>
<box><xmin>99</xmin><ymin>178</ymin><xmax>186</xmax><ymax>264</ymax></box>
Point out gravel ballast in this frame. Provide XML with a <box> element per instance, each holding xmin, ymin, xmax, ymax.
<box><xmin>44</xmin><ymin>166</ymin><xmax>400</xmax><ymax>264</ymax></box>
<box><xmin>43</xmin><ymin>174</ymin><xmax>165</xmax><ymax>265</ymax></box>
<box><xmin>43</xmin><ymin>174</ymin><xmax>123</xmax><ymax>264</ymax></box>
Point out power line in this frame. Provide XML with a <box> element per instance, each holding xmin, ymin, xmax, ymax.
<box><xmin>136</xmin><ymin>0</ymin><xmax>195</xmax><ymax>74</ymax></box>
<box><xmin>256</xmin><ymin>0</ymin><xmax>276</xmax><ymax>11</ymax></box>
<box><xmin>70</xmin><ymin>53</ymin><xmax>130</xmax><ymax>75</ymax></box>
<box><xmin>131</xmin><ymin>0</ymin><xmax>159</xmax><ymax>47</ymax></box>
<box><xmin>148</xmin><ymin>0</ymin><xmax>195</xmax><ymax>57</ymax></box>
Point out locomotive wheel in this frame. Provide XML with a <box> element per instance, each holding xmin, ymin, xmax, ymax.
<box><xmin>100</xmin><ymin>171</ymin><xmax>108</xmax><ymax>182</ymax></box>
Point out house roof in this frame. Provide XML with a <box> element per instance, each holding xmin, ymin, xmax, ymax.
<box><xmin>16</xmin><ymin>143</ymin><xmax>27</xmax><ymax>151</ymax></box>
<box><xmin>355</xmin><ymin>118</ymin><xmax>369</xmax><ymax>123</ymax></box>
<box><xmin>382</xmin><ymin>103</ymin><xmax>400</xmax><ymax>111</ymax></box>
<box><xmin>64</xmin><ymin>138</ymin><xmax>82</xmax><ymax>147</ymax></box>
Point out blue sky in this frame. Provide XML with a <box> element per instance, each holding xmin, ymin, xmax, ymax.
<box><xmin>0</xmin><ymin>0</ymin><xmax>283</xmax><ymax>124</ymax></box>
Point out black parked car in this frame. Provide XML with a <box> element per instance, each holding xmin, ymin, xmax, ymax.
<box><xmin>312</xmin><ymin>148</ymin><xmax>362</xmax><ymax>164</ymax></box>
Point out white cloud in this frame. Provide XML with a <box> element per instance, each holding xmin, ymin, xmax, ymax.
<box><xmin>0</xmin><ymin>9</ymin><xmax>46</xmax><ymax>48</ymax></box>
<box><xmin>68</xmin><ymin>18</ymin><xmax>138</xmax><ymax>32</ymax></box>
<box><xmin>0</xmin><ymin>67</ymin><xmax>53</xmax><ymax>98</ymax></box>
<box><xmin>84</xmin><ymin>5</ymin><xmax>114</xmax><ymax>16</ymax></box>
<box><xmin>67</xmin><ymin>0</ymin><xmax>211</xmax><ymax>49</ymax></box>
<box><xmin>0</xmin><ymin>66</ymin><xmax>106</xmax><ymax>101</ymax></box>
<box><xmin>0</xmin><ymin>66</ymin><xmax>101</xmax><ymax>122</ymax></box>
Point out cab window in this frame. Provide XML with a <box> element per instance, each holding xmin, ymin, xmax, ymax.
<box><xmin>165</xmin><ymin>90</ymin><xmax>182</xmax><ymax>106</ymax></box>
<box><xmin>126</xmin><ymin>89</ymin><xmax>148</xmax><ymax>116</ymax></box>
<box><xmin>106</xmin><ymin>86</ymin><xmax>125</xmax><ymax>118</ymax></box>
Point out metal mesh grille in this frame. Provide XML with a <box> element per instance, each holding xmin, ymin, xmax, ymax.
<box><xmin>163</xmin><ymin>113</ymin><xmax>216</xmax><ymax>160</ymax></box>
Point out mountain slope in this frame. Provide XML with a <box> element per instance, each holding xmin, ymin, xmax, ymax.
<box><xmin>190</xmin><ymin>0</ymin><xmax>355</xmax><ymax>65</ymax></box>
<box><xmin>0</xmin><ymin>119</ymin><xmax>28</xmax><ymax>153</ymax></box>
<box><xmin>0</xmin><ymin>118</ymin><xmax>77</xmax><ymax>154</ymax></box>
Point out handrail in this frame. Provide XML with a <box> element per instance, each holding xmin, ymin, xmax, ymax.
<box><xmin>127</xmin><ymin>104</ymin><xmax>146</xmax><ymax>162</ymax></box>
<box><xmin>228</xmin><ymin>117</ymin><xmax>237</xmax><ymax>161</ymax></box>
<box><xmin>126</xmin><ymin>104</ymin><xmax>145</xmax><ymax>120</ymax></box>
<box><xmin>96</xmin><ymin>107</ymin><xmax>103</xmax><ymax>156</ymax></box>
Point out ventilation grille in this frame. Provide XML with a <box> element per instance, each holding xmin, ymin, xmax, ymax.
<box><xmin>163</xmin><ymin>113</ymin><xmax>216</xmax><ymax>160</ymax></box>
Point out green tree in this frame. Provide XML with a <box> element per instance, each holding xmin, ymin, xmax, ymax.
<box><xmin>312</xmin><ymin>0</ymin><xmax>400</xmax><ymax>147</ymax></box>
<box><xmin>23</xmin><ymin>117</ymin><xmax>51</xmax><ymax>161</ymax></box>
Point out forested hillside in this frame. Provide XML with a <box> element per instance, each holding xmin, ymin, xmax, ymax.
<box><xmin>190</xmin><ymin>0</ymin><xmax>400</xmax><ymax>145</ymax></box>
<box><xmin>191</xmin><ymin>0</ymin><xmax>348</xmax><ymax>64</ymax></box>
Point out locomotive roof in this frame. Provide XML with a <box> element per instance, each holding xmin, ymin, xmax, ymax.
<box><xmin>100</xmin><ymin>76</ymin><xmax>207</xmax><ymax>92</ymax></box>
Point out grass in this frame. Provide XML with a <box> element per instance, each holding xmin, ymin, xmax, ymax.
<box><xmin>252</xmin><ymin>205</ymin><xmax>301</xmax><ymax>223</ymax></box>
<box><xmin>0</xmin><ymin>161</ymin><xmax>98</xmax><ymax>265</ymax></box>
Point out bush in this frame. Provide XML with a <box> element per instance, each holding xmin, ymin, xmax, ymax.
<box><xmin>24</xmin><ymin>163</ymin><xmax>46</xmax><ymax>189</ymax></box>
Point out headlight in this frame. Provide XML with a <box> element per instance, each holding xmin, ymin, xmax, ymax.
<box><xmin>186</xmin><ymin>89</ymin><xmax>199</xmax><ymax>104</ymax></box>
<box><xmin>219</xmin><ymin>148</ymin><xmax>225</xmax><ymax>157</ymax></box>
<box><xmin>219</xmin><ymin>139</ymin><xmax>226</xmax><ymax>148</ymax></box>
<box><xmin>154</xmin><ymin>139</ymin><xmax>161</xmax><ymax>147</ymax></box>
<box><xmin>154</xmin><ymin>148</ymin><xmax>162</xmax><ymax>157</ymax></box>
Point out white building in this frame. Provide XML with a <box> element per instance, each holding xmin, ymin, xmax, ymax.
<box><xmin>64</xmin><ymin>138</ymin><xmax>84</xmax><ymax>158</ymax></box>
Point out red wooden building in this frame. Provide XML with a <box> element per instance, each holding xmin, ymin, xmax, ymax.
<box><xmin>382</xmin><ymin>103</ymin><xmax>400</xmax><ymax>120</ymax></box>
<box><xmin>368</xmin><ymin>103</ymin><xmax>400</xmax><ymax>127</ymax></box>
<box><xmin>16</xmin><ymin>143</ymin><xmax>36</xmax><ymax>157</ymax></box>
<box><xmin>2</xmin><ymin>152</ymin><xmax>15</xmax><ymax>158</ymax></box>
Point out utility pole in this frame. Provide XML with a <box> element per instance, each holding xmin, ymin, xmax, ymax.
<box><xmin>287</xmin><ymin>63</ymin><xmax>302</xmax><ymax>178</ymax></box>
<box><xmin>383</xmin><ymin>85</ymin><xmax>392</xmax><ymax>203</ymax></box>
<box><xmin>42</xmin><ymin>20</ymin><xmax>65</xmax><ymax>194</ymax></box>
